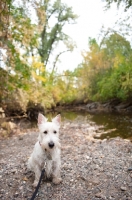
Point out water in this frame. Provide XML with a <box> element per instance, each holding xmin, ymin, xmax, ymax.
<box><xmin>11</xmin><ymin>110</ymin><xmax>132</xmax><ymax>141</ymax></box>
<box><xmin>60</xmin><ymin>111</ymin><xmax>132</xmax><ymax>140</ymax></box>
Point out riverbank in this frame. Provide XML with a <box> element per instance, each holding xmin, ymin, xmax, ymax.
<box><xmin>0</xmin><ymin>120</ymin><xmax>132</xmax><ymax>200</ymax></box>
<box><xmin>54</xmin><ymin>99</ymin><xmax>132</xmax><ymax>114</ymax></box>
<box><xmin>1</xmin><ymin>98</ymin><xmax>132</xmax><ymax>120</ymax></box>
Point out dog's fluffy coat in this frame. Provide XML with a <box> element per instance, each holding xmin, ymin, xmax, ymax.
<box><xmin>28</xmin><ymin>113</ymin><xmax>62</xmax><ymax>187</ymax></box>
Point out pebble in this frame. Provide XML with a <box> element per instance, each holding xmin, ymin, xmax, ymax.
<box><xmin>47</xmin><ymin>183</ymin><xmax>51</xmax><ymax>187</ymax></box>
<box><xmin>95</xmin><ymin>193</ymin><xmax>106</xmax><ymax>199</ymax></box>
<box><xmin>0</xmin><ymin>122</ymin><xmax>132</xmax><ymax>199</ymax></box>
<box><xmin>120</xmin><ymin>186</ymin><xmax>127</xmax><ymax>191</ymax></box>
<box><xmin>18</xmin><ymin>136</ymin><xmax>23</xmax><ymax>140</ymax></box>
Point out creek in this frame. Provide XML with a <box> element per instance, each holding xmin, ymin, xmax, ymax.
<box><xmin>9</xmin><ymin>110</ymin><xmax>132</xmax><ymax>141</ymax></box>
<box><xmin>58</xmin><ymin>110</ymin><xmax>132</xmax><ymax>140</ymax></box>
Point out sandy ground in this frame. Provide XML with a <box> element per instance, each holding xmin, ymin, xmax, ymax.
<box><xmin>0</xmin><ymin>120</ymin><xmax>132</xmax><ymax>200</ymax></box>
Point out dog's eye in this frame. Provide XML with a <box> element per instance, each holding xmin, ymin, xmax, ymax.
<box><xmin>53</xmin><ymin>130</ymin><xmax>57</xmax><ymax>134</ymax></box>
<box><xmin>43</xmin><ymin>131</ymin><xmax>47</xmax><ymax>134</ymax></box>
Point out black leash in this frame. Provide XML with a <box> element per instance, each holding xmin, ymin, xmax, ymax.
<box><xmin>30</xmin><ymin>169</ymin><xmax>45</xmax><ymax>200</ymax></box>
<box><xmin>128</xmin><ymin>167</ymin><xmax>132</xmax><ymax>171</ymax></box>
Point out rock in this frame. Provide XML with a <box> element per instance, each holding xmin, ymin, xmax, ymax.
<box><xmin>86</xmin><ymin>102</ymin><xmax>99</xmax><ymax>110</ymax></box>
<box><xmin>120</xmin><ymin>186</ymin><xmax>127</xmax><ymax>191</ymax></box>
<box><xmin>18</xmin><ymin>136</ymin><xmax>23</xmax><ymax>140</ymax></box>
<box><xmin>1</xmin><ymin>121</ymin><xmax>16</xmax><ymax>130</ymax></box>
<box><xmin>0</xmin><ymin>120</ymin><xmax>132</xmax><ymax>200</ymax></box>
<box><xmin>95</xmin><ymin>193</ymin><xmax>106</xmax><ymax>199</ymax></box>
<box><xmin>0</xmin><ymin>107</ymin><xmax>5</xmax><ymax>118</ymax></box>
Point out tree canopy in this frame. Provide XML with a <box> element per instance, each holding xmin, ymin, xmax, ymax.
<box><xmin>76</xmin><ymin>31</ymin><xmax>132</xmax><ymax>102</ymax></box>
<box><xmin>0</xmin><ymin>0</ymin><xmax>78</xmax><ymax>110</ymax></box>
<box><xmin>38</xmin><ymin>0</ymin><xmax>78</xmax><ymax>67</ymax></box>
<box><xmin>0</xmin><ymin>0</ymin><xmax>132</xmax><ymax>114</ymax></box>
<box><xmin>103</xmin><ymin>0</ymin><xmax>132</xmax><ymax>10</ymax></box>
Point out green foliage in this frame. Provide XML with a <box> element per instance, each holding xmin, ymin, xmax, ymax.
<box><xmin>78</xmin><ymin>32</ymin><xmax>132</xmax><ymax>102</ymax></box>
<box><xmin>96</xmin><ymin>64</ymin><xmax>132</xmax><ymax>101</ymax></box>
<box><xmin>0</xmin><ymin>0</ymin><xmax>40</xmax><ymax>93</ymax></box>
<box><xmin>103</xmin><ymin>0</ymin><xmax>132</xmax><ymax>10</ymax></box>
<box><xmin>1</xmin><ymin>0</ymin><xmax>132</xmax><ymax>113</ymax></box>
<box><xmin>102</xmin><ymin>33</ymin><xmax>131</xmax><ymax>59</ymax></box>
<box><xmin>51</xmin><ymin>70</ymin><xmax>78</xmax><ymax>104</ymax></box>
<box><xmin>0</xmin><ymin>0</ymin><xmax>79</xmax><ymax>110</ymax></box>
<box><xmin>38</xmin><ymin>0</ymin><xmax>78</xmax><ymax>66</ymax></box>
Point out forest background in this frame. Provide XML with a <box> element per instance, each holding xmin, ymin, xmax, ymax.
<box><xmin>0</xmin><ymin>0</ymin><xmax>132</xmax><ymax>117</ymax></box>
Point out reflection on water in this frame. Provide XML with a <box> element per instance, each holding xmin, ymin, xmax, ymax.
<box><xmin>60</xmin><ymin>111</ymin><xmax>132</xmax><ymax>140</ymax></box>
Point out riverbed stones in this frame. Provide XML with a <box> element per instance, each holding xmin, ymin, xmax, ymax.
<box><xmin>0</xmin><ymin>121</ymin><xmax>132</xmax><ymax>199</ymax></box>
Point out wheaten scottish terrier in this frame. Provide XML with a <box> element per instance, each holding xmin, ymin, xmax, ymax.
<box><xmin>28</xmin><ymin>113</ymin><xmax>62</xmax><ymax>187</ymax></box>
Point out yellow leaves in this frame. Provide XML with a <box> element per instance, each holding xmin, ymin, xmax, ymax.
<box><xmin>31</xmin><ymin>56</ymin><xmax>46</xmax><ymax>83</ymax></box>
<box><xmin>32</xmin><ymin>60</ymin><xmax>45</xmax><ymax>72</ymax></box>
<box><xmin>32</xmin><ymin>71</ymin><xmax>46</xmax><ymax>83</ymax></box>
<box><xmin>11</xmin><ymin>17</ymin><xmax>37</xmax><ymax>47</ymax></box>
<box><xmin>113</xmin><ymin>54</ymin><xmax>125</xmax><ymax>68</ymax></box>
<box><xmin>31</xmin><ymin>56</ymin><xmax>44</xmax><ymax>69</ymax></box>
<box><xmin>52</xmin><ymin>87</ymin><xmax>61</xmax><ymax>103</ymax></box>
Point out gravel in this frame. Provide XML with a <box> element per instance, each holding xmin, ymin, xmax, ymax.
<box><xmin>0</xmin><ymin>120</ymin><xmax>132</xmax><ymax>200</ymax></box>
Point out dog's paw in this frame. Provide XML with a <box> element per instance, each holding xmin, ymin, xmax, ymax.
<box><xmin>52</xmin><ymin>177</ymin><xmax>62</xmax><ymax>184</ymax></box>
<box><xmin>32</xmin><ymin>180</ymin><xmax>38</xmax><ymax>187</ymax></box>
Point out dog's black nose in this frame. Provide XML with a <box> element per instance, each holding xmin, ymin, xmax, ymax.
<box><xmin>48</xmin><ymin>141</ymin><xmax>54</xmax><ymax>148</ymax></box>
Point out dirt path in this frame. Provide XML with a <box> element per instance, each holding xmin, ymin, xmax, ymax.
<box><xmin>0</xmin><ymin>120</ymin><xmax>132</xmax><ymax>200</ymax></box>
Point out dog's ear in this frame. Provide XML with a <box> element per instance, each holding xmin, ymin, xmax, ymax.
<box><xmin>38</xmin><ymin>113</ymin><xmax>47</xmax><ymax>125</ymax></box>
<box><xmin>52</xmin><ymin>114</ymin><xmax>61</xmax><ymax>127</ymax></box>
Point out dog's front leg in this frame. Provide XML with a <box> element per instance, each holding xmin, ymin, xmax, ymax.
<box><xmin>52</xmin><ymin>160</ymin><xmax>62</xmax><ymax>184</ymax></box>
<box><xmin>33</xmin><ymin>165</ymin><xmax>41</xmax><ymax>187</ymax></box>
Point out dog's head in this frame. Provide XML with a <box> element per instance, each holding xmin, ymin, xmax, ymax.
<box><xmin>37</xmin><ymin>113</ymin><xmax>61</xmax><ymax>151</ymax></box>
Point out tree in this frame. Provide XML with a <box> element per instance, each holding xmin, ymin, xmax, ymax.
<box><xmin>38</xmin><ymin>0</ymin><xmax>78</xmax><ymax>67</ymax></box>
<box><xmin>0</xmin><ymin>0</ymin><xmax>78</xmax><ymax>110</ymax></box>
<box><xmin>101</xmin><ymin>32</ymin><xmax>131</xmax><ymax>66</ymax></box>
<box><xmin>0</xmin><ymin>0</ymin><xmax>11</xmax><ymax>47</ymax></box>
<box><xmin>103</xmin><ymin>0</ymin><xmax>132</xmax><ymax>10</ymax></box>
<box><xmin>79</xmin><ymin>33</ymin><xmax>132</xmax><ymax>102</ymax></box>
<box><xmin>0</xmin><ymin>0</ymin><xmax>44</xmax><ymax>105</ymax></box>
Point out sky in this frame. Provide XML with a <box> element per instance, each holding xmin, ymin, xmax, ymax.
<box><xmin>47</xmin><ymin>0</ymin><xmax>129</xmax><ymax>73</ymax></box>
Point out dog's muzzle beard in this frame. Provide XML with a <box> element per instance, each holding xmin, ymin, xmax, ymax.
<box><xmin>39</xmin><ymin>142</ymin><xmax>53</xmax><ymax>160</ymax></box>
<box><xmin>40</xmin><ymin>139</ymin><xmax>55</xmax><ymax>150</ymax></box>
<box><xmin>40</xmin><ymin>141</ymin><xmax>55</xmax><ymax>153</ymax></box>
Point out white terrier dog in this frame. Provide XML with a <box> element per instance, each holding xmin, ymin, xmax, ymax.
<box><xmin>28</xmin><ymin>113</ymin><xmax>62</xmax><ymax>187</ymax></box>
